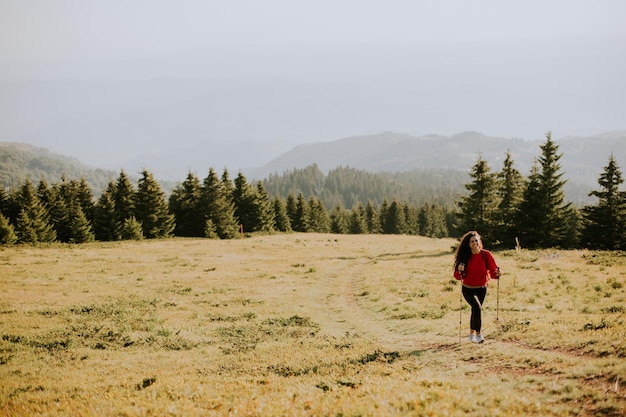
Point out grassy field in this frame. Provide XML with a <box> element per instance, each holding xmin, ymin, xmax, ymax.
<box><xmin>1</xmin><ymin>234</ymin><xmax>625</xmax><ymax>416</ymax></box>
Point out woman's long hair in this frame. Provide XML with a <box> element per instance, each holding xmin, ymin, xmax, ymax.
<box><xmin>454</xmin><ymin>231</ymin><xmax>483</xmax><ymax>270</ymax></box>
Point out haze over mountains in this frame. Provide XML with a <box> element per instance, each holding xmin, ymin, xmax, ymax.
<box><xmin>1</xmin><ymin>77</ymin><xmax>625</xmax><ymax>186</ymax></box>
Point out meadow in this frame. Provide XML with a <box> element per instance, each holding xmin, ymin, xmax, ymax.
<box><xmin>1</xmin><ymin>234</ymin><xmax>625</xmax><ymax>416</ymax></box>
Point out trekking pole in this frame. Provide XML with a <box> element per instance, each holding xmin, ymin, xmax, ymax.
<box><xmin>496</xmin><ymin>267</ymin><xmax>501</xmax><ymax>336</ymax></box>
<box><xmin>458</xmin><ymin>264</ymin><xmax>464</xmax><ymax>344</ymax></box>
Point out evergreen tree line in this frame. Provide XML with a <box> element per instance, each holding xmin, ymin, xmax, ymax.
<box><xmin>1</xmin><ymin>132</ymin><xmax>624</xmax><ymax>249</ymax></box>
<box><xmin>457</xmin><ymin>132</ymin><xmax>626</xmax><ymax>250</ymax></box>
<box><xmin>0</xmin><ymin>165</ymin><xmax>456</xmax><ymax>245</ymax></box>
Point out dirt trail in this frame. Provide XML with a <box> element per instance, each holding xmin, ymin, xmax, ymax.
<box><xmin>301</xmin><ymin>255</ymin><xmax>452</xmax><ymax>353</ymax></box>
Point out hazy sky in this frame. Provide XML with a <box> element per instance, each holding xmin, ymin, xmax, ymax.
<box><xmin>2</xmin><ymin>0</ymin><xmax>625</xmax><ymax>80</ymax></box>
<box><xmin>1</xmin><ymin>0</ymin><xmax>625</xmax><ymax>170</ymax></box>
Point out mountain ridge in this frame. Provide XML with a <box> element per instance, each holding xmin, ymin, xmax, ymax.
<box><xmin>249</xmin><ymin>130</ymin><xmax>626</xmax><ymax>184</ymax></box>
<box><xmin>2</xmin><ymin>130</ymin><xmax>625</xmax><ymax>206</ymax></box>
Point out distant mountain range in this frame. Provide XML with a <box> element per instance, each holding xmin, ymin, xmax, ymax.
<box><xmin>3</xmin><ymin>78</ymin><xmax>624</xmax><ymax>185</ymax></box>
<box><xmin>2</xmin><ymin>130</ymin><xmax>625</xmax><ymax>206</ymax></box>
<box><xmin>251</xmin><ymin>130</ymin><xmax>626</xmax><ymax>184</ymax></box>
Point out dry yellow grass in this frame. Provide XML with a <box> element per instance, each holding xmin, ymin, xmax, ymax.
<box><xmin>1</xmin><ymin>234</ymin><xmax>625</xmax><ymax>416</ymax></box>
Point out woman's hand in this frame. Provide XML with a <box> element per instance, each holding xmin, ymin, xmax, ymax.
<box><xmin>458</xmin><ymin>263</ymin><xmax>465</xmax><ymax>273</ymax></box>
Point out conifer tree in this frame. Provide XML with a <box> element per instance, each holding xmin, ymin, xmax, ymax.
<box><xmin>121</xmin><ymin>216</ymin><xmax>144</xmax><ymax>240</ymax></box>
<box><xmin>456</xmin><ymin>155</ymin><xmax>499</xmax><ymax>243</ymax></box>
<box><xmin>307</xmin><ymin>197</ymin><xmax>330</xmax><ymax>233</ymax></box>
<box><xmin>515</xmin><ymin>162</ymin><xmax>543</xmax><ymax>248</ymax></box>
<box><xmin>48</xmin><ymin>178</ymin><xmax>93</xmax><ymax>243</ymax></box>
<box><xmin>349</xmin><ymin>202</ymin><xmax>367</xmax><ymax>234</ymax></box>
<box><xmin>93</xmin><ymin>181</ymin><xmax>121</xmax><ymax>241</ymax></box>
<box><xmin>291</xmin><ymin>193</ymin><xmax>309</xmax><ymax>232</ymax></box>
<box><xmin>381</xmin><ymin>199</ymin><xmax>407</xmax><ymax>234</ymax></box>
<box><xmin>581</xmin><ymin>154</ymin><xmax>626</xmax><ymax>250</ymax></box>
<box><xmin>221</xmin><ymin>169</ymin><xmax>235</xmax><ymax>196</ymax></box>
<box><xmin>493</xmin><ymin>151</ymin><xmax>525</xmax><ymax>247</ymax></box>
<box><xmin>113</xmin><ymin>170</ymin><xmax>136</xmax><ymax>227</ymax></box>
<box><xmin>169</xmin><ymin>172</ymin><xmax>204</xmax><ymax>237</ymax></box>
<box><xmin>36</xmin><ymin>178</ymin><xmax>54</xmax><ymax>208</ymax></box>
<box><xmin>67</xmin><ymin>199</ymin><xmax>95</xmax><ymax>243</ymax></box>
<box><xmin>419</xmin><ymin>203</ymin><xmax>448</xmax><ymax>238</ymax></box>
<box><xmin>365</xmin><ymin>200</ymin><xmax>380</xmax><ymax>234</ymax></box>
<box><xmin>403</xmin><ymin>203</ymin><xmax>419</xmax><ymax>235</ymax></box>
<box><xmin>378</xmin><ymin>199</ymin><xmax>390</xmax><ymax>233</ymax></box>
<box><xmin>201</xmin><ymin>168</ymin><xmax>239</xmax><ymax>239</ymax></box>
<box><xmin>251</xmin><ymin>181</ymin><xmax>275</xmax><ymax>233</ymax></box>
<box><xmin>233</xmin><ymin>172</ymin><xmax>256</xmax><ymax>233</ymax></box>
<box><xmin>285</xmin><ymin>193</ymin><xmax>298</xmax><ymax>229</ymax></box>
<box><xmin>14</xmin><ymin>179</ymin><xmax>56</xmax><ymax>243</ymax></box>
<box><xmin>516</xmin><ymin>132</ymin><xmax>576</xmax><ymax>248</ymax></box>
<box><xmin>48</xmin><ymin>189</ymin><xmax>71</xmax><ymax>242</ymax></box>
<box><xmin>0</xmin><ymin>187</ymin><xmax>8</xmax><ymax>216</ymax></box>
<box><xmin>75</xmin><ymin>178</ymin><xmax>96</xmax><ymax>224</ymax></box>
<box><xmin>38</xmin><ymin>179</ymin><xmax>71</xmax><ymax>242</ymax></box>
<box><xmin>134</xmin><ymin>169</ymin><xmax>175</xmax><ymax>239</ymax></box>
<box><xmin>330</xmin><ymin>205</ymin><xmax>350</xmax><ymax>234</ymax></box>
<box><xmin>204</xmin><ymin>219</ymin><xmax>219</xmax><ymax>239</ymax></box>
<box><xmin>0</xmin><ymin>213</ymin><xmax>17</xmax><ymax>245</ymax></box>
<box><xmin>272</xmin><ymin>196</ymin><xmax>292</xmax><ymax>232</ymax></box>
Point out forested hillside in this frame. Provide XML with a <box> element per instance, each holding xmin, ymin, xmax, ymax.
<box><xmin>0</xmin><ymin>142</ymin><xmax>117</xmax><ymax>191</ymax></box>
<box><xmin>1</xmin><ymin>134</ymin><xmax>624</xmax><ymax>250</ymax></box>
<box><xmin>262</xmin><ymin>164</ymin><xmax>467</xmax><ymax>209</ymax></box>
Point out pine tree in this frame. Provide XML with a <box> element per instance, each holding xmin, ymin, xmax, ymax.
<box><xmin>272</xmin><ymin>196</ymin><xmax>292</xmax><ymax>232</ymax></box>
<box><xmin>67</xmin><ymin>199</ymin><xmax>95</xmax><ymax>243</ymax></box>
<box><xmin>251</xmin><ymin>181</ymin><xmax>275</xmax><ymax>233</ymax></box>
<box><xmin>169</xmin><ymin>172</ymin><xmax>204</xmax><ymax>237</ymax></box>
<box><xmin>493</xmin><ymin>151</ymin><xmax>525</xmax><ymax>247</ymax></box>
<box><xmin>515</xmin><ymin>162</ymin><xmax>544</xmax><ymax>248</ymax></box>
<box><xmin>75</xmin><ymin>178</ymin><xmax>96</xmax><ymax>224</ymax></box>
<box><xmin>378</xmin><ymin>199</ymin><xmax>390</xmax><ymax>233</ymax></box>
<box><xmin>419</xmin><ymin>203</ymin><xmax>448</xmax><ymax>238</ymax></box>
<box><xmin>581</xmin><ymin>154</ymin><xmax>626</xmax><ymax>250</ymax></box>
<box><xmin>365</xmin><ymin>200</ymin><xmax>380</xmax><ymax>234</ymax></box>
<box><xmin>48</xmin><ymin>178</ymin><xmax>94</xmax><ymax>243</ymax></box>
<box><xmin>330</xmin><ymin>205</ymin><xmax>350</xmax><ymax>234</ymax></box>
<box><xmin>456</xmin><ymin>155</ymin><xmax>499</xmax><ymax>244</ymax></box>
<box><xmin>39</xmin><ymin>179</ymin><xmax>71</xmax><ymax>242</ymax></box>
<box><xmin>403</xmin><ymin>203</ymin><xmax>419</xmax><ymax>235</ymax></box>
<box><xmin>285</xmin><ymin>193</ymin><xmax>298</xmax><ymax>229</ymax></box>
<box><xmin>204</xmin><ymin>219</ymin><xmax>219</xmax><ymax>239</ymax></box>
<box><xmin>0</xmin><ymin>213</ymin><xmax>17</xmax><ymax>245</ymax></box>
<box><xmin>36</xmin><ymin>178</ymin><xmax>54</xmax><ymax>208</ymax></box>
<box><xmin>308</xmin><ymin>197</ymin><xmax>330</xmax><ymax>233</ymax></box>
<box><xmin>221</xmin><ymin>169</ymin><xmax>235</xmax><ymax>197</ymax></box>
<box><xmin>14</xmin><ymin>179</ymin><xmax>56</xmax><ymax>243</ymax></box>
<box><xmin>121</xmin><ymin>216</ymin><xmax>144</xmax><ymax>240</ymax></box>
<box><xmin>93</xmin><ymin>181</ymin><xmax>121</xmax><ymax>241</ymax></box>
<box><xmin>291</xmin><ymin>193</ymin><xmax>309</xmax><ymax>232</ymax></box>
<box><xmin>233</xmin><ymin>172</ymin><xmax>256</xmax><ymax>233</ymax></box>
<box><xmin>201</xmin><ymin>168</ymin><xmax>239</xmax><ymax>239</ymax></box>
<box><xmin>113</xmin><ymin>170</ymin><xmax>136</xmax><ymax>227</ymax></box>
<box><xmin>516</xmin><ymin>133</ymin><xmax>576</xmax><ymax>248</ymax></box>
<box><xmin>381</xmin><ymin>199</ymin><xmax>407</xmax><ymax>234</ymax></box>
<box><xmin>349</xmin><ymin>202</ymin><xmax>367</xmax><ymax>234</ymax></box>
<box><xmin>134</xmin><ymin>169</ymin><xmax>175</xmax><ymax>239</ymax></box>
<box><xmin>0</xmin><ymin>187</ymin><xmax>8</xmax><ymax>216</ymax></box>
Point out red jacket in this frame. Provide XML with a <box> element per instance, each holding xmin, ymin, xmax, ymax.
<box><xmin>454</xmin><ymin>249</ymin><xmax>499</xmax><ymax>287</ymax></box>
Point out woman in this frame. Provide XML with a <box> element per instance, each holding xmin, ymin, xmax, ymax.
<box><xmin>453</xmin><ymin>231</ymin><xmax>500</xmax><ymax>343</ymax></box>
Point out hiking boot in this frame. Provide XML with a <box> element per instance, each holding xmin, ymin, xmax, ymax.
<box><xmin>475</xmin><ymin>334</ymin><xmax>485</xmax><ymax>344</ymax></box>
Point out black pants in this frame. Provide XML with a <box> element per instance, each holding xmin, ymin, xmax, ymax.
<box><xmin>462</xmin><ymin>286</ymin><xmax>487</xmax><ymax>333</ymax></box>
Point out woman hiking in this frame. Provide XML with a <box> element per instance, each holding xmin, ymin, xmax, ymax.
<box><xmin>453</xmin><ymin>231</ymin><xmax>500</xmax><ymax>343</ymax></box>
